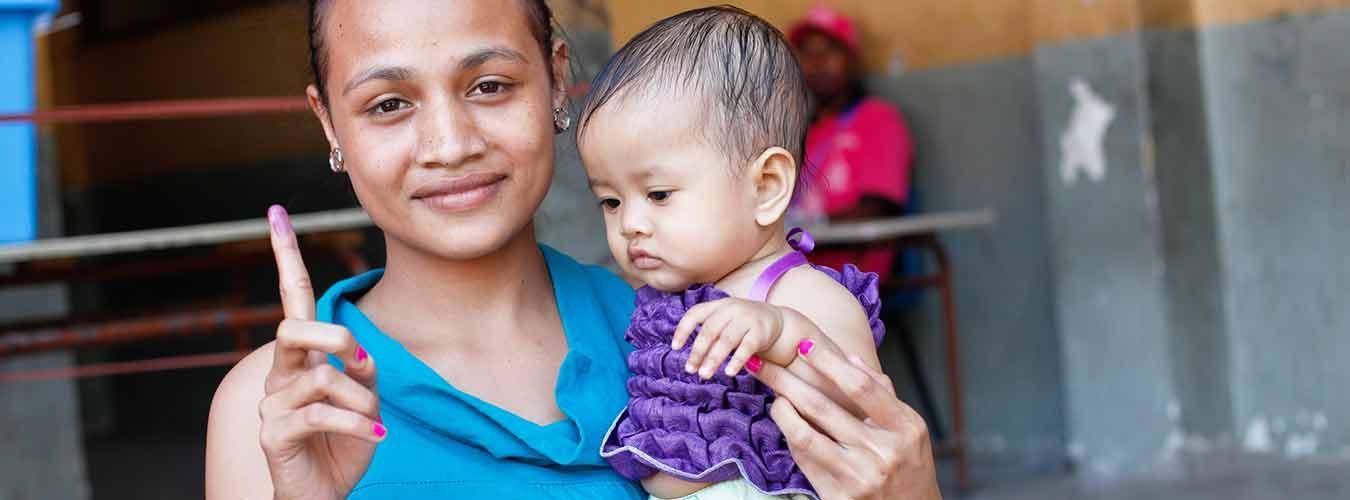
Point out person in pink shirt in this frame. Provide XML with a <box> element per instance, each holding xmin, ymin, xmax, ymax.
<box><xmin>789</xmin><ymin>5</ymin><xmax>915</xmax><ymax>277</ymax></box>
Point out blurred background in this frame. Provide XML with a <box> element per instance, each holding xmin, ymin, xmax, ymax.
<box><xmin>0</xmin><ymin>0</ymin><xmax>1347</xmax><ymax>498</ymax></box>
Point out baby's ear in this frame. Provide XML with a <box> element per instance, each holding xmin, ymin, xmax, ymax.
<box><xmin>749</xmin><ymin>147</ymin><xmax>798</xmax><ymax>227</ymax></box>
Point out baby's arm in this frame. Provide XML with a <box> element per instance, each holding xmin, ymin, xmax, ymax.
<box><xmin>674</xmin><ymin>268</ymin><xmax>882</xmax><ymax>414</ymax></box>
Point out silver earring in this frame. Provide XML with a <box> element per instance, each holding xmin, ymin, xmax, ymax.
<box><xmin>329</xmin><ymin>147</ymin><xmax>345</xmax><ymax>173</ymax></box>
<box><xmin>553</xmin><ymin>106</ymin><xmax>571</xmax><ymax>134</ymax></box>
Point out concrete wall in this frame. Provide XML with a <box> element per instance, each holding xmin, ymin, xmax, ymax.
<box><xmin>1033</xmin><ymin>31</ymin><xmax>1181</xmax><ymax>477</ymax></box>
<box><xmin>875</xmin><ymin>61</ymin><xmax>1067</xmax><ymax>472</ymax></box>
<box><xmin>1198</xmin><ymin>8</ymin><xmax>1350</xmax><ymax>457</ymax></box>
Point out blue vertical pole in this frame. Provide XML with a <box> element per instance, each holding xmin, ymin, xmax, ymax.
<box><xmin>0</xmin><ymin>0</ymin><xmax>59</xmax><ymax>243</ymax></box>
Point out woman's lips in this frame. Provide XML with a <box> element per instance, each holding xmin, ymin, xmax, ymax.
<box><xmin>411</xmin><ymin>173</ymin><xmax>506</xmax><ymax>213</ymax></box>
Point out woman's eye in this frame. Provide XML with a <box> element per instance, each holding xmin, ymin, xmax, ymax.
<box><xmin>600</xmin><ymin>198</ymin><xmax>621</xmax><ymax>210</ymax></box>
<box><xmin>372</xmin><ymin>99</ymin><xmax>408</xmax><ymax>115</ymax></box>
<box><xmin>471</xmin><ymin>81</ymin><xmax>510</xmax><ymax>96</ymax></box>
<box><xmin>648</xmin><ymin>191</ymin><xmax>672</xmax><ymax>202</ymax></box>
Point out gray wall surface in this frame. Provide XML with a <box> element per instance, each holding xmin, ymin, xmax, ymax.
<box><xmin>852</xmin><ymin>5</ymin><xmax>1350</xmax><ymax>481</ymax></box>
<box><xmin>1198</xmin><ymin>9</ymin><xmax>1350</xmax><ymax>456</ymax></box>
<box><xmin>874</xmin><ymin>59</ymin><xmax>1068</xmax><ymax>473</ymax></box>
<box><xmin>1033</xmin><ymin>32</ymin><xmax>1180</xmax><ymax>477</ymax></box>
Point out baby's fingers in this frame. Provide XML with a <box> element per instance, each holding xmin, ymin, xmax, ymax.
<box><xmin>724</xmin><ymin>337</ymin><xmax>763</xmax><ymax>377</ymax></box>
<box><xmin>672</xmin><ymin>301</ymin><xmax>720</xmax><ymax>350</ymax></box>
<box><xmin>699</xmin><ymin>322</ymin><xmax>749</xmax><ymax>379</ymax></box>
<box><xmin>684</xmin><ymin>306</ymin><xmax>734</xmax><ymax>374</ymax></box>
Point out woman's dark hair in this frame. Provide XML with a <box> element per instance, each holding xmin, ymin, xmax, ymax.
<box><xmin>307</xmin><ymin>0</ymin><xmax>558</xmax><ymax>103</ymax></box>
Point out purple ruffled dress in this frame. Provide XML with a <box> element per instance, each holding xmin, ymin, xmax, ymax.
<box><xmin>599</xmin><ymin>235</ymin><xmax>886</xmax><ymax>499</ymax></box>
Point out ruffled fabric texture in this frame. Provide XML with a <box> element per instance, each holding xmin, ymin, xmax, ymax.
<box><xmin>600</xmin><ymin>264</ymin><xmax>885</xmax><ymax>499</ymax></box>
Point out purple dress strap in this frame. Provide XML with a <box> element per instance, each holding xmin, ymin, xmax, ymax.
<box><xmin>748</xmin><ymin>228</ymin><xmax>816</xmax><ymax>302</ymax></box>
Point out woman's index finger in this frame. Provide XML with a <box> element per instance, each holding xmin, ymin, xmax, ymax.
<box><xmin>268</xmin><ymin>205</ymin><xmax>317</xmax><ymax>321</ymax></box>
<box><xmin>797</xmin><ymin>338</ymin><xmax>907</xmax><ymax>429</ymax></box>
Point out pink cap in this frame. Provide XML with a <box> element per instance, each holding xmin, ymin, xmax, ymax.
<box><xmin>788</xmin><ymin>3</ymin><xmax>861</xmax><ymax>54</ymax></box>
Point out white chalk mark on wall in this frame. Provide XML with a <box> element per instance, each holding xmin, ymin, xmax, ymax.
<box><xmin>1059</xmin><ymin>78</ymin><xmax>1116</xmax><ymax>186</ymax></box>
<box><xmin>1244</xmin><ymin>416</ymin><xmax>1273</xmax><ymax>453</ymax></box>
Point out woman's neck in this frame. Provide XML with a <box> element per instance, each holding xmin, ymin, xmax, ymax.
<box><xmin>818</xmin><ymin>86</ymin><xmax>863</xmax><ymax>119</ymax></box>
<box><xmin>360</xmin><ymin>225</ymin><xmax>555</xmax><ymax>345</ymax></box>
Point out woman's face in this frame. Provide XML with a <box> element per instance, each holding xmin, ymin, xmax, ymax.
<box><xmin>308</xmin><ymin>0</ymin><xmax>566</xmax><ymax>261</ymax></box>
<box><xmin>796</xmin><ymin>31</ymin><xmax>851</xmax><ymax>102</ymax></box>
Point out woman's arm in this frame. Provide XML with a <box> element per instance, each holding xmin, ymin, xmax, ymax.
<box><xmin>206</xmin><ymin>344</ymin><xmax>278</xmax><ymax>499</ymax></box>
<box><xmin>207</xmin><ymin>206</ymin><xmax>384</xmax><ymax>500</ymax></box>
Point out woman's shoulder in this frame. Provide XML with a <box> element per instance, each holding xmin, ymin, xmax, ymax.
<box><xmin>206</xmin><ymin>341</ymin><xmax>276</xmax><ymax>498</ymax></box>
<box><xmin>857</xmin><ymin>97</ymin><xmax>907</xmax><ymax>126</ymax></box>
<box><xmin>209</xmin><ymin>341</ymin><xmax>274</xmax><ymax>427</ymax></box>
<box><xmin>541</xmin><ymin>245</ymin><xmax>636</xmax><ymax>317</ymax></box>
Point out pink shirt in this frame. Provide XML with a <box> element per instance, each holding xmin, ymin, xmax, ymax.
<box><xmin>800</xmin><ymin>97</ymin><xmax>914</xmax><ymax>277</ymax></box>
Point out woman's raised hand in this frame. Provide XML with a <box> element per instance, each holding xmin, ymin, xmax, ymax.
<box><xmin>258</xmin><ymin>205</ymin><xmax>384</xmax><ymax>500</ymax></box>
<box><xmin>752</xmin><ymin>339</ymin><xmax>942</xmax><ymax>500</ymax></box>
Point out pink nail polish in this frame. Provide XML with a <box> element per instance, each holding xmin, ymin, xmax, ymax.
<box><xmin>355</xmin><ymin>346</ymin><xmax>368</xmax><ymax>362</ymax></box>
<box><xmin>373</xmin><ymin>423</ymin><xmax>387</xmax><ymax>438</ymax></box>
<box><xmin>267</xmin><ymin>205</ymin><xmax>291</xmax><ymax>235</ymax></box>
<box><xmin>798</xmin><ymin>339</ymin><xmax>815</xmax><ymax>356</ymax></box>
<box><xmin>746</xmin><ymin>356</ymin><xmax>762</xmax><ymax>374</ymax></box>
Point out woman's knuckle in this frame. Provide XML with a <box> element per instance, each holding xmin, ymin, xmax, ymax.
<box><xmin>858</xmin><ymin>474</ymin><xmax>884</xmax><ymax>494</ymax></box>
<box><xmin>784</xmin><ymin>426</ymin><xmax>812</xmax><ymax>448</ymax></box>
<box><xmin>258</xmin><ymin>395</ymin><xmax>280</xmax><ymax>419</ymax></box>
<box><xmin>334</xmin><ymin>328</ymin><xmax>356</xmax><ymax>350</ymax></box>
<box><xmin>303</xmin><ymin>404</ymin><xmax>327</xmax><ymax>427</ymax></box>
<box><xmin>799</xmin><ymin>392</ymin><xmax>830</xmax><ymax>416</ymax></box>
<box><xmin>843</xmin><ymin>373</ymin><xmax>875</xmax><ymax>399</ymax></box>
<box><xmin>275</xmin><ymin>319</ymin><xmax>297</xmax><ymax>342</ymax></box>
<box><xmin>310</xmin><ymin>364</ymin><xmax>338</xmax><ymax>387</ymax></box>
<box><xmin>875</xmin><ymin>447</ymin><xmax>901</xmax><ymax>472</ymax></box>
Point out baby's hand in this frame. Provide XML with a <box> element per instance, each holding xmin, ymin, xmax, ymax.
<box><xmin>672</xmin><ymin>298</ymin><xmax>785</xmax><ymax>380</ymax></box>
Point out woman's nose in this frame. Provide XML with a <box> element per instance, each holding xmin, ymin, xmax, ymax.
<box><xmin>413</xmin><ymin>98</ymin><xmax>487</xmax><ymax>169</ymax></box>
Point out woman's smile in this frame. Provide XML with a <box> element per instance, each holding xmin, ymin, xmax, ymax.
<box><xmin>410</xmin><ymin>172</ymin><xmax>508</xmax><ymax>213</ymax></box>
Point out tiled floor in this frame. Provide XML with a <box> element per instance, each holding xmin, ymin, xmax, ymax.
<box><xmin>84</xmin><ymin>435</ymin><xmax>1349</xmax><ymax>499</ymax></box>
<box><xmin>949</xmin><ymin>452</ymin><xmax>1350</xmax><ymax>500</ymax></box>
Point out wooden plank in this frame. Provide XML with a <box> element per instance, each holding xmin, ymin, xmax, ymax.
<box><xmin>0</xmin><ymin>208</ymin><xmax>372</xmax><ymax>265</ymax></box>
<box><xmin>808</xmin><ymin>209</ymin><xmax>997</xmax><ymax>245</ymax></box>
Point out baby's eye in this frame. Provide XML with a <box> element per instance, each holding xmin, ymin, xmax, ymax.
<box><xmin>648</xmin><ymin>191</ymin><xmax>672</xmax><ymax>203</ymax></box>
<box><xmin>599</xmin><ymin>198</ymin><xmax>621</xmax><ymax>211</ymax></box>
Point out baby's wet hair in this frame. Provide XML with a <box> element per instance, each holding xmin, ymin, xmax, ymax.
<box><xmin>579</xmin><ymin>5</ymin><xmax>812</xmax><ymax>171</ymax></box>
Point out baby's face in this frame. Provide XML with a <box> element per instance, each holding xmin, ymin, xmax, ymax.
<box><xmin>579</xmin><ymin>94</ymin><xmax>764</xmax><ymax>292</ymax></box>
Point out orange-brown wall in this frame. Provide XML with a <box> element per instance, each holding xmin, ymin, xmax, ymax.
<box><xmin>48</xmin><ymin>0</ymin><xmax>321</xmax><ymax>186</ymax></box>
<box><xmin>45</xmin><ymin>0</ymin><xmax>611</xmax><ymax>187</ymax></box>
<box><xmin>606</xmin><ymin>0</ymin><xmax>1350</xmax><ymax>72</ymax></box>
<box><xmin>43</xmin><ymin>0</ymin><xmax>1350</xmax><ymax>187</ymax></box>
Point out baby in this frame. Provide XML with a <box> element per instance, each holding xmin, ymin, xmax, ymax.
<box><xmin>578</xmin><ymin>7</ymin><xmax>886</xmax><ymax>500</ymax></box>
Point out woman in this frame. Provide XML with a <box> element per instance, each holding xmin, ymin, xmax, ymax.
<box><xmin>205</xmin><ymin>1</ymin><xmax>940</xmax><ymax>499</ymax></box>
<box><xmin>789</xmin><ymin>4</ymin><xmax>916</xmax><ymax>278</ymax></box>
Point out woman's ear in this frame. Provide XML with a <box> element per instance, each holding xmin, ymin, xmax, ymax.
<box><xmin>550</xmin><ymin>39</ymin><xmax>572</xmax><ymax>108</ymax></box>
<box><xmin>749</xmin><ymin>147</ymin><xmax>799</xmax><ymax>227</ymax></box>
<box><xmin>306</xmin><ymin>84</ymin><xmax>340</xmax><ymax>150</ymax></box>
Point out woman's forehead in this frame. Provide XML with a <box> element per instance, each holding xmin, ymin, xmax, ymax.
<box><xmin>323</xmin><ymin>0</ymin><xmax>540</xmax><ymax>76</ymax></box>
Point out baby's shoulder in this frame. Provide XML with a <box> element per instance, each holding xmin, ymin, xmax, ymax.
<box><xmin>770</xmin><ymin>266</ymin><xmax>867</xmax><ymax>319</ymax></box>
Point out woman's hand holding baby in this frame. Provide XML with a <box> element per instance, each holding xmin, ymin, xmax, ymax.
<box><xmin>753</xmin><ymin>341</ymin><xmax>942</xmax><ymax>500</ymax></box>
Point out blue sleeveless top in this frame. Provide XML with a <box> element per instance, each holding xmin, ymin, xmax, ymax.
<box><xmin>317</xmin><ymin>245</ymin><xmax>645</xmax><ymax>499</ymax></box>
